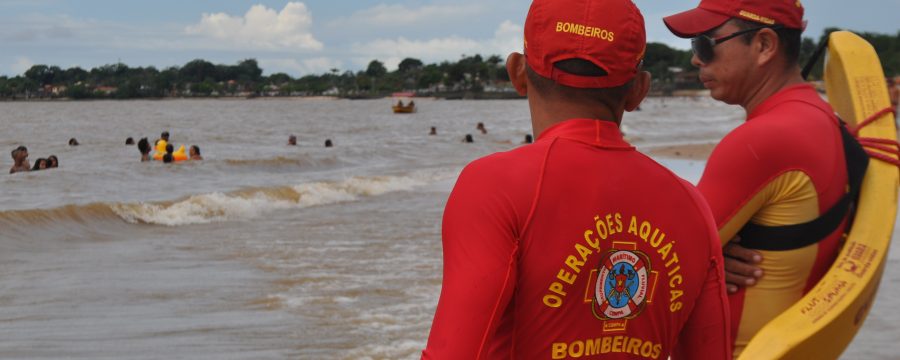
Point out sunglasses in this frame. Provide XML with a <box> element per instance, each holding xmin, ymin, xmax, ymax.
<box><xmin>691</xmin><ymin>25</ymin><xmax>784</xmax><ymax>63</ymax></box>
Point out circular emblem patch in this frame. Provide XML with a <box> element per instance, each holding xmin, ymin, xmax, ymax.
<box><xmin>593</xmin><ymin>250</ymin><xmax>650</xmax><ymax>320</ymax></box>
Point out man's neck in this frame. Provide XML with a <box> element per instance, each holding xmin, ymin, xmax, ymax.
<box><xmin>741</xmin><ymin>66</ymin><xmax>806</xmax><ymax>115</ymax></box>
<box><xmin>529</xmin><ymin>99</ymin><xmax>620</xmax><ymax>137</ymax></box>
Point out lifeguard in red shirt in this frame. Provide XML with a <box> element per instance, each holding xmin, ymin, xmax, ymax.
<box><xmin>664</xmin><ymin>0</ymin><xmax>869</xmax><ymax>356</ymax></box>
<box><xmin>422</xmin><ymin>0</ymin><xmax>731</xmax><ymax>359</ymax></box>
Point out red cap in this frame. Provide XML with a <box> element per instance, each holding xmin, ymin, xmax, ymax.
<box><xmin>664</xmin><ymin>0</ymin><xmax>804</xmax><ymax>38</ymax></box>
<box><xmin>524</xmin><ymin>0</ymin><xmax>646</xmax><ymax>89</ymax></box>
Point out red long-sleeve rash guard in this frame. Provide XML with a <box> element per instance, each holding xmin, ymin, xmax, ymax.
<box><xmin>696</xmin><ymin>84</ymin><xmax>849</xmax><ymax>356</ymax></box>
<box><xmin>423</xmin><ymin>119</ymin><xmax>730</xmax><ymax>360</ymax></box>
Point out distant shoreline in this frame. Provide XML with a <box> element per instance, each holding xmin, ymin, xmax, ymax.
<box><xmin>0</xmin><ymin>91</ymin><xmax>713</xmax><ymax>103</ymax></box>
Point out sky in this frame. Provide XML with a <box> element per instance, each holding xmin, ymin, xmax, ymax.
<box><xmin>1</xmin><ymin>0</ymin><xmax>897</xmax><ymax>77</ymax></box>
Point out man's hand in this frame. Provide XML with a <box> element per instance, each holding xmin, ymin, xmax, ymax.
<box><xmin>724</xmin><ymin>239</ymin><xmax>763</xmax><ymax>294</ymax></box>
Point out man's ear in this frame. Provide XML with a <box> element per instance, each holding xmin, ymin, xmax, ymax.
<box><xmin>754</xmin><ymin>28</ymin><xmax>780</xmax><ymax>67</ymax></box>
<box><xmin>624</xmin><ymin>71</ymin><xmax>650</xmax><ymax>112</ymax></box>
<box><xmin>507</xmin><ymin>52</ymin><xmax>528</xmax><ymax>96</ymax></box>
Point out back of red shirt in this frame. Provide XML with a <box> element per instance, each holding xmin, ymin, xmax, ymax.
<box><xmin>424</xmin><ymin>120</ymin><xmax>730</xmax><ymax>359</ymax></box>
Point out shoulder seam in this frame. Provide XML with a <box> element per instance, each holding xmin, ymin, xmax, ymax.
<box><xmin>518</xmin><ymin>137</ymin><xmax>558</xmax><ymax>240</ymax></box>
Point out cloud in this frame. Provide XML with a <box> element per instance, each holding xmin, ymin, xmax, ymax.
<box><xmin>258</xmin><ymin>57</ymin><xmax>343</xmax><ymax>76</ymax></box>
<box><xmin>11</xmin><ymin>56</ymin><xmax>34</xmax><ymax>75</ymax></box>
<box><xmin>333</xmin><ymin>3</ymin><xmax>485</xmax><ymax>27</ymax></box>
<box><xmin>185</xmin><ymin>2</ymin><xmax>323</xmax><ymax>51</ymax></box>
<box><xmin>351</xmin><ymin>20</ymin><xmax>523</xmax><ymax>70</ymax></box>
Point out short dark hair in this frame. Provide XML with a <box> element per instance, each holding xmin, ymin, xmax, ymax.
<box><xmin>161</xmin><ymin>131</ymin><xmax>170</xmax><ymax>140</ymax></box>
<box><xmin>165</xmin><ymin>144</ymin><xmax>174</xmax><ymax>154</ymax></box>
<box><xmin>138</xmin><ymin>138</ymin><xmax>150</xmax><ymax>154</ymax></box>
<box><xmin>163</xmin><ymin>154</ymin><xmax>174</xmax><ymax>163</ymax></box>
<box><xmin>16</xmin><ymin>145</ymin><xmax>27</xmax><ymax>152</ymax></box>
<box><xmin>731</xmin><ymin>19</ymin><xmax>802</xmax><ymax>66</ymax></box>
<box><xmin>525</xmin><ymin>59</ymin><xmax>634</xmax><ymax>107</ymax></box>
<box><xmin>126</xmin><ymin>137</ymin><xmax>134</xmax><ymax>145</ymax></box>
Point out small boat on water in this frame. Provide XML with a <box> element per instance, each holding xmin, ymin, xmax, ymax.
<box><xmin>392</xmin><ymin>92</ymin><xmax>416</xmax><ymax>114</ymax></box>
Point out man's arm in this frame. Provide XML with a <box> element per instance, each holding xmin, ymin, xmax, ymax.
<box><xmin>698</xmin><ymin>130</ymin><xmax>774</xmax><ymax>293</ymax></box>
<box><xmin>423</xmin><ymin>163</ymin><xmax>520</xmax><ymax>359</ymax></box>
<box><xmin>672</xmin><ymin>182</ymin><xmax>732</xmax><ymax>359</ymax></box>
<box><xmin>671</xmin><ymin>254</ymin><xmax>732</xmax><ymax>360</ymax></box>
<box><xmin>697</xmin><ymin>142</ymin><xmax>770</xmax><ymax>245</ymax></box>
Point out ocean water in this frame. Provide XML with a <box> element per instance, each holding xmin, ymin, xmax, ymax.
<box><xmin>0</xmin><ymin>97</ymin><xmax>895</xmax><ymax>359</ymax></box>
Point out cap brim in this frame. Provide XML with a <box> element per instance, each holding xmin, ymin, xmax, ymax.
<box><xmin>663</xmin><ymin>7</ymin><xmax>730</xmax><ymax>38</ymax></box>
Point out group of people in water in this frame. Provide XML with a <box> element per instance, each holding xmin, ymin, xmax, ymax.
<box><xmin>427</xmin><ymin>122</ymin><xmax>532</xmax><ymax>144</ymax></box>
<box><xmin>8</xmin><ymin>131</ymin><xmax>204</xmax><ymax>174</ymax></box>
<box><xmin>8</xmin><ymin>145</ymin><xmax>58</xmax><ymax>174</ymax></box>
<box><xmin>131</xmin><ymin>131</ymin><xmax>203</xmax><ymax>163</ymax></box>
<box><xmin>288</xmin><ymin>134</ymin><xmax>333</xmax><ymax>147</ymax></box>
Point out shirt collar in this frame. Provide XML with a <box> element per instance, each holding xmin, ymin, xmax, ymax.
<box><xmin>536</xmin><ymin>119</ymin><xmax>633</xmax><ymax>149</ymax></box>
<box><xmin>748</xmin><ymin>83</ymin><xmax>819</xmax><ymax>120</ymax></box>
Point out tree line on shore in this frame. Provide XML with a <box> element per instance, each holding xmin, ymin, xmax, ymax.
<box><xmin>1</xmin><ymin>28</ymin><xmax>896</xmax><ymax>100</ymax></box>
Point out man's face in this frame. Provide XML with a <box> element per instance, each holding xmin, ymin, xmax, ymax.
<box><xmin>17</xmin><ymin>149</ymin><xmax>28</xmax><ymax>162</ymax></box>
<box><xmin>692</xmin><ymin>21</ymin><xmax>757</xmax><ymax>106</ymax></box>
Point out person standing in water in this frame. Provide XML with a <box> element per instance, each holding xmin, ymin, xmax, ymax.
<box><xmin>189</xmin><ymin>145</ymin><xmax>203</xmax><ymax>160</ymax></box>
<box><xmin>138</xmin><ymin>138</ymin><xmax>151</xmax><ymax>162</ymax></box>
<box><xmin>9</xmin><ymin>146</ymin><xmax>31</xmax><ymax>174</ymax></box>
<box><xmin>31</xmin><ymin>158</ymin><xmax>48</xmax><ymax>171</ymax></box>
<box><xmin>476</xmin><ymin>122</ymin><xmax>487</xmax><ymax>134</ymax></box>
<box><xmin>424</xmin><ymin>0</ymin><xmax>730</xmax><ymax>358</ymax></box>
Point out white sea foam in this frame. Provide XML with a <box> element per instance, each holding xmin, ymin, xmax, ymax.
<box><xmin>110</xmin><ymin>170</ymin><xmax>456</xmax><ymax>226</ymax></box>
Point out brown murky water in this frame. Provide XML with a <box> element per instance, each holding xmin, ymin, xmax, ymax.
<box><xmin>0</xmin><ymin>98</ymin><xmax>893</xmax><ymax>358</ymax></box>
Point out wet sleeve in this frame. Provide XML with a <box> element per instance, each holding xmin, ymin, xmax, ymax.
<box><xmin>422</xmin><ymin>162</ymin><xmax>520</xmax><ymax>359</ymax></box>
<box><xmin>672</xmin><ymin>182</ymin><xmax>731</xmax><ymax>360</ymax></box>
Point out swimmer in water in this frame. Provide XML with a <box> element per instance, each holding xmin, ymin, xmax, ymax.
<box><xmin>325</xmin><ymin>139</ymin><xmax>333</xmax><ymax>147</ymax></box>
<box><xmin>189</xmin><ymin>145</ymin><xmax>203</xmax><ymax>160</ymax></box>
<box><xmin>288</xmin><ymin>135</ymin><xmax>297</xmax><ymax>146</ymax></box>
<box><xmin>31</xmin><ymin>158</ymin><xmax>48</xmax><ymax>171</ymax></box>
<box><xmin>138</xmin><ymin>138</ymin><xmax>151</xmax><ymax>162</ymax></box>
<box><xmin>9</xmin><ymin>146</ymin><xmax>30</xmax><ymax>174</ymax></box>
